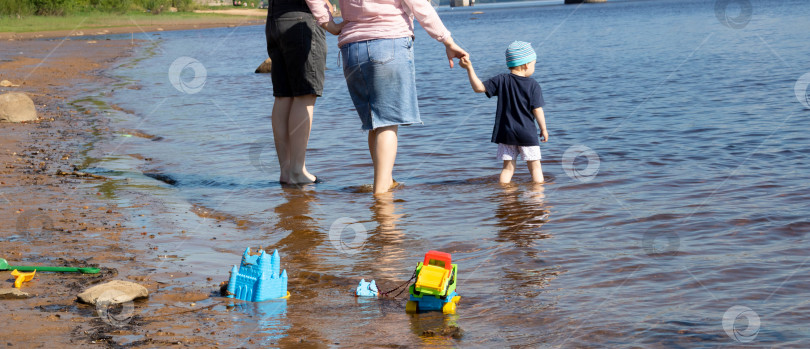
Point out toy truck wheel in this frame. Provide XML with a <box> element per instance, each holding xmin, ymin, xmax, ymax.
<box><xmin>442</xmin><ymin>301</ymin><xmax>457</xmax><ymax>314</ymax></box>
<box><xmin>406</xmin><ymin>301</ymin><xmax>418</xmax><ymax>313</ymax></box>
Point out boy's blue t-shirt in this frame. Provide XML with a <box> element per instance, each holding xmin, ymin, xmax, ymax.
<box><xmin>484</xmin><ymin>73</ymin><xmax>545</xmax><ymax>146</ymax></box>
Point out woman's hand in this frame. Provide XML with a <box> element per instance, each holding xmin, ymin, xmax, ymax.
<box><xmin>321</xmin><ymin>20</ymin><xmax>345</xmax><ymax>36</ymax></box>
<box><xmin>443</xmin><ymin>37</ymin><xmax>469</xmax><ymax>68</ymax></box>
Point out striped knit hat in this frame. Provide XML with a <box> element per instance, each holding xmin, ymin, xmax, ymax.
<box><xmin>505</xmin><ymin>41</ymin><xmax>537</xmax><ymax>68</ymax></box>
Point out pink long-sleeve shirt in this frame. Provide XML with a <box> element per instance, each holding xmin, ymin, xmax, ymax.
<box><xmin>305</xmin><ymin>0</ymin><xmax>452</xmax><ymax>47</ymax></box>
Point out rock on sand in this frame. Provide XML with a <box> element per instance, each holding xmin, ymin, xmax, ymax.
<box><xmin>0</xmin><ymin>92</ymin><xmax>37</xmax><ymax>122</ymax></box>
<box><xmin>255</xmin><ymin>58</ymin><xmax>272</xmax><ymax>73</ymax></box>
<box><xmin>0</xmin><ymin>288</ymin><xmax>32</xmax><ymax>299</ymax></box>
<box><xmin>77</xmin><ymin>280</ymin><xmax>148</xmax><ymax>305</ymax></box>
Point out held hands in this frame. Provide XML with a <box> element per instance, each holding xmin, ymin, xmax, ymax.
<box><xmin>443</xmin><ymin>38</ymin><xmax>469</xmax><ymax>68</ymax></box>
<box><xmin>321</xmin><ymin>20</ymin><xmax>345</xmax><ymax>36</ymax></box>
<box><xmin>459</xmin><ymin>57</ymin><xmax>472</xmax><ymax>70</ymax></box>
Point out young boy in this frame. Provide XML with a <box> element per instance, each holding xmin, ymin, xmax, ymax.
<box><xmin>459</xmin><ymin>41</ymin><xmax>549</xmax><ymax>184</ymax></box>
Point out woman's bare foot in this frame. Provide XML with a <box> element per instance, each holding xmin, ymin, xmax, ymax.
<box><xmin>373</xmin><ymin>178</ymin><xmax>400</xmax><ymax>195</ymax></box>
<box><xmin>286</xmin><ymin>170</ymin><xmax>317</xmax><ymax>184</ymax></box>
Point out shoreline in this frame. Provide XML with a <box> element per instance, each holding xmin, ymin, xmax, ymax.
<box><xmin>0</xmin><ymin>38</ymin><xmax>147</xmax><ymax>346</ymax></box>
<box><xmin>0</xmin><ymin>31</ymin><xmax>261</xmax><ymax>347</ymax></box>
<box><xmin>1</xmin><ymin>15</ymin><xmax>265</xmax><ymax>41</ymax></box>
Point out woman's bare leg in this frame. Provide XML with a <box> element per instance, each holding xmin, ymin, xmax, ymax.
<box><xmin>500</xmin><ymin>160</ymin><xmax>516</xmax><ymax>184</ymax></box>
<box><xmin>286</xmin><ymin>94</ymin><xmax>317</xmax><ymax>184</ymax></box>
<box><xmin>371</xmin><ymin>125</ymin><xmax>398</xmax><ymax>195</ymax></box>
<box><xmin>368</xmin><ymin>130</ymin><xmax>377</xmax><ymax>168</ymax></box>
<box><xmin>527</xmin><ymin>160</ymin><xmax>545</xmax><ymax>183</ymax></box>
<box><xmin>271</xmin><ymin>97</ymin><xmax>293</xmax><ymax>183</ymax></box>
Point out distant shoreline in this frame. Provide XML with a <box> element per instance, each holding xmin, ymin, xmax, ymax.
<box><xmin>0</xmin><ymin>11</ymin><xmax>267</xmax><ymax>40</ymax></box>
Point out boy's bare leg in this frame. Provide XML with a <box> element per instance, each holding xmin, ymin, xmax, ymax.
<box><xmin>286</xmin><ymin>94</ymin><xmax>317</xmax><ymax>184</ymax></box>
<box><xmin>527</xmin><ymin>160</ymin><xmax>545</xmax><ymax>183</ymax></box>
<box><xmin>271</xmin><ymin>97</ymin><xmax>292</xmax><ymax>183</ymax></box>
<box><xmin>371</xmin><ymin>125</ymin><xmax>398</xmax><ymax>195</ymax></box>
<box><xmin>500</xmin><ymin>160</ymin><xmax>516</xmax><ymax>184</ymax></box>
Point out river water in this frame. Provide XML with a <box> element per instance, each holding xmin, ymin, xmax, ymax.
<box><xmin>81</xmin><ymin>0</ymin><xmax>810</xmax><ymax>346</ymax></box>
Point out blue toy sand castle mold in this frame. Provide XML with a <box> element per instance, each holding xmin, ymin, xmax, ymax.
<box><xmin>227</xmin><ymin>248</ymin><xmax>289</xmax><ymax>302</ymax></box>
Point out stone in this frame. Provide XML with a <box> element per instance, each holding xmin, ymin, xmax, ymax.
<box><xmin>255</xmin><ymin>58</ymin><xmax>272</xmax><ymax>74</ymax></box>
<box><xmin>0</xmin><ymin>288</ymin><xmax>32</xmax><ymax>299</ymax></box>
<box><xmin>77</xmin><ymin>280</ymin><xmax>148</xmax><ymax>305</ymax></box>
<box><xmin>0</xmin><ymin>79</ymin><xmax>19</xmax><ymax>87</ymax></box>
<box><xmin>0</xmin><ymin>92</ymin><xmax>37</xmax><ymax>122</ymax></box>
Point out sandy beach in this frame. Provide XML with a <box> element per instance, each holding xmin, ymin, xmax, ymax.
<box><xmin>0</xmin><ymin>24</ymin><xmax>294</xmax><ymax>348</ymax></box>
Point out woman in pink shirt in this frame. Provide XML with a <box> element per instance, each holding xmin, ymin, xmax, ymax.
<box><xmin>310</xmin><ymin>0</ymin><xmax>468</xmax><ymax>194</ymax></box>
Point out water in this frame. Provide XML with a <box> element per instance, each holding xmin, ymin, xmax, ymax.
<box><xmin>83</xmin><ymin>0</ymin><xmax>810</xmax><ymax>346</ymax></box>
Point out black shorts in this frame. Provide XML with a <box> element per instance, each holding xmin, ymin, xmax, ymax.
<box><xmin>266</xmin><ymin>12</ymin><xmax>327</xmax><ymax>97</ymax></box>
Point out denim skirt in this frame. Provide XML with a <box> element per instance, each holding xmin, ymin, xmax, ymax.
<box><xmin>340</xmin><ymin>37</ymin><xmax>421</xmax><ymax>130</ymax></box>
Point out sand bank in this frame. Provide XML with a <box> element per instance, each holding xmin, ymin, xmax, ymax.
<box><xmin>0</xmin><ymin>15</ymin><xmax>265</xmax><ymax>40</ymax></box>
<box><xmin>0</xmin><ymin>35</ymin><xmax>278</xmax><ymax>348</ymax></box>
<box><xmin>194</xmin><ymin>8</ymin><xmax>268</xmax><ymax>16</ymax></box>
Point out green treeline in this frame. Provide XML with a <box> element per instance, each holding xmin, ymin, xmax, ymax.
<box><xmin>1</xmin><ymin>0</ymin><xmax>197</xmax><ymax>17</ymax></box>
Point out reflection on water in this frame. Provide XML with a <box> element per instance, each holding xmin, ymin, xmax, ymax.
<box><xmin>493</xmin><ymin>183</ymin><xmax>557</xmax><ymax>301</ymax></box>
<box><xmin>408</xmin><ymin>311</ymin><xmax>461</xmax><ymax>346</ymax></box>
<box><xmin>493</xmin><ymin>183</ymin><xmax>551</xmax><ymax>248</ymax></box>
<box><xmin>271</xmin><ymin>187</ymin><xmax>323</xmax><ymax>269</ymax></box>
<box><xmin>363</xmin><ymin>193</ymin><xmax>408</xmax><ymax>280</ymax></box>
<box><xmin>225</xmin><ymin>298</ymin><xmax>289</xmax><ymax>345</ymax></box>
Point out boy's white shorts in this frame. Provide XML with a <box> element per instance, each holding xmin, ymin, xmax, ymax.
<box><xmin>497</xmin><ymin>143</ymin><xmax>542</xmax><ymax>161</ymax></box>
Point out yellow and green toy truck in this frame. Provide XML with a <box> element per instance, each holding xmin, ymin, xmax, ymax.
<box><xmin>406</xmin><ymin>250</ymin><xmax>461</xmax><ymax>314</ymax></box>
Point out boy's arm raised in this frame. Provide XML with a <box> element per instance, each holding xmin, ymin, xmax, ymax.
<box><xmin>459</xmin><ymin>57</ymin><xmax>486</xmax><ymax>93</ymax></box>
<box><xmin>533</xmin><ymin>107</ymin><xmax>549</xmax><ymax>142</ymax></box>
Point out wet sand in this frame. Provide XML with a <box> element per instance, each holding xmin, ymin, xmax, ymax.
<box><xmin>0</xmin><ymin>38</ymin><xmax>262</xmax><ymax>348</ymax></box>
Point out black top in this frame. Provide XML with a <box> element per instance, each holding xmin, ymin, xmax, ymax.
<box><xmin>267</xmin><ymin>0</ymin><xmax>311</xmax><ymax>17</ymax></box>
<box><xmin>484</xmin><ymin>73</ymin><xmax>545</xmax><ymax>146</ymax></box>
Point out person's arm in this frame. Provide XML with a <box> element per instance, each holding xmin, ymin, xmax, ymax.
<box><xmin>305</xmin><ymin>0</ymin><xmax>344</xmax><ymax>35</ymax></box>
<box><xmin>459</xmin><ymin>57</ymin><xmax>486</xmax><ymax>93</ymax></box>
<box><xmin>321</xmin><ymin>20</ymin><xmax>345</xmax><ymax>35</ymax></box>
<box><xmin>442</xmin><ymin>37</ymin><xmax>468</xmax><ymax>69</ymax></box>
<box><xmin>533</xmin><ymin>107</ymin><xmax>549</xmax><ymax>142</ymax></box>
<box><xmin>402</xmin><ymin>0</ymin><xmax>468</xmax><ymax>68</ymax></box>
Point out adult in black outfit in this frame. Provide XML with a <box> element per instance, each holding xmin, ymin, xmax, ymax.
<box><xmin>265</xmin><ymin>0</ymin><xmax>342</xmax><ymax>184</ymax></box>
